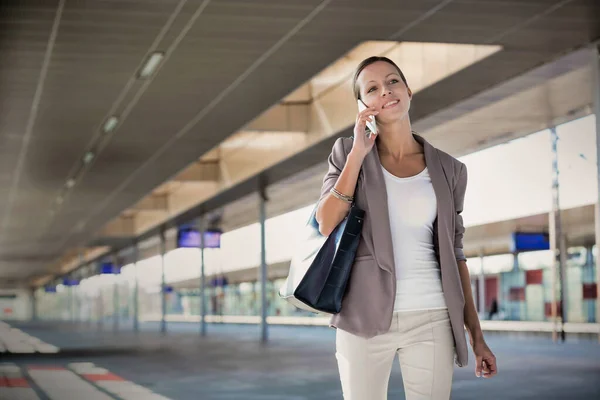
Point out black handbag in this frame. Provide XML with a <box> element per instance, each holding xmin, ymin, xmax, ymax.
<box><xmin>279</xmin><ymin>189</ymin><xmax>365</xmax><ymax>314</ymax></box>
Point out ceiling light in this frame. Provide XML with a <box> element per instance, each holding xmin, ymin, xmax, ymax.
<box><xmin>83</xmin><ymin>151</ymin><xmax>95</xmax><ymax>164</ymax></box>
<box><xmin>66</xmin><ymin>178</ymin><xmax>76</xmax><ymax>188</ymax></box>
<box><xmin>103</xmin><ymin>116</ymin><xmax>119</xmax><ymax>133</ymax></box>
<box><xmin>138</xmin><ymin>52</ymin><xmax>165</xmax><ymax>79</ymax></box>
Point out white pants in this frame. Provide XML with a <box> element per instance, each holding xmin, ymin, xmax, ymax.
<box><xmin>335</xmin><ymin>309</ymin><xmax>455</xmax><ymax>400</ymax></box>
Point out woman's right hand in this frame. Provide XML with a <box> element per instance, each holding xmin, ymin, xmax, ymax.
<box><xmin>352</xmin><ymin>106</ymin><xmax>379</xmax><ymax>160</ymax></box>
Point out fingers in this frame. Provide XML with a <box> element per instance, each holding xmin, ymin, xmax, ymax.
<box><xmin>356</xmin><ymin>108</ymin><xmax>379</xmax><ymax>123</ymax></box>
<box><xmin>483</xmin><ymin>357</ymin><xmax>498</xmax><ymax>378</ymax></box>
<box><xmin>356</xmin><ymin>114</ymin><xmax>378</xmax><ymax>129</ymax></box>
<box><xmin>355</xmin><ymin>109</ymin><xmax>379</xmax><ymax>142</ymax></box>
<box><xmin>475</xmin><ymin>356</ymin><xmax>483</xmax><ymax>378</ymax></box>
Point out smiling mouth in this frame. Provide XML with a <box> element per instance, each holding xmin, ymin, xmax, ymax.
<box><xmin>382</xmin><ymin>100</ymin><xmax>399</xmax><ymax>109</ymax></box>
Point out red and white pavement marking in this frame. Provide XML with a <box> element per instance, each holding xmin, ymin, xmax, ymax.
<box><xmin>0</xmin><ymin>363</ymin><xmax>40</xmax><ymax>399</ymax></box>
<box><xmin>69</xmin><ymin>362</ymin><xmax>172</xmax><ymax>400</ymax></box>
<box><xmin>0</xmin><ymin>321</ymin><xmax>59</xmax><ymax>354</ymax></box>
<box><xmin>0</xmin><ymin>362</ymin><xmax>172</xmax><ymax>399</ymax></box>
<box><xmin>28</xmin><ymin>365</ymin><xmax>114</xmax><ymax>400</ymax></box>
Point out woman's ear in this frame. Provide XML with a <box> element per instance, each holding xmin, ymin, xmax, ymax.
<box><xmin>407</xmin><ymin>87</ymin><xmax>413</xmax><ymax>99</ymax></box>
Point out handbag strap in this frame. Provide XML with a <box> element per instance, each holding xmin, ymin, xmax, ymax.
<box><xmin>351</xmin><ymin>167</ymin><xmax>363</xmax><ymax>207</ymax></box>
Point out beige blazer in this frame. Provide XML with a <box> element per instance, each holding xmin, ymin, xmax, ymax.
<box><xmin>319</xmin><ymin>133</ymin><xmax>469</xmax><ymax>367</ymax></box>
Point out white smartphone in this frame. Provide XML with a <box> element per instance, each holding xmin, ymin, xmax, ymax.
<box><xmin>357</xmin><ymin>99</ymin><xmax>378</xmax><ymax>135</ymax></box>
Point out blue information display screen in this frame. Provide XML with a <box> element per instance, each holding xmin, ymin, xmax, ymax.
<box><xmin>203</xmin><ymin>230</ymin><xmax>222</xmax><ymax>248</ymax></box>
<box><xmin>177</xmin><ymin>227</ymin><xmax>222</xmax><ymax>249</ymax></box>
<box><xmin>177</xmin><ymin>228</ymin><xmax>201</xmax><ymax>248</ymax></box>
<box><xmin>100</xmin><ymin>263</ymin><xmax>120</xmax><ymax>274</ymax></box>
<box><xmin>511</xmin><ymin>232</ymin><xmax>550</xmax><ymax>252</ymax></box>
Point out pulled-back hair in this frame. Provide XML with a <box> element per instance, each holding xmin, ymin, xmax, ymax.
<box><xmin>352</xmin><ymin>56</ymin><xmax>408</xmax><ymax>100</ymax></box>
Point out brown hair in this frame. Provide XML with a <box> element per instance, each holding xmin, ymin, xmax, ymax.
<box><xmin>352</xmin><ymin>56</ymin><xmax>408</xmax><ymax>100</ymax></box>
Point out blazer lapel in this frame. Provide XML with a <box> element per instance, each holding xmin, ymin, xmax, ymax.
<box><xmin>362</xmin><ymin>143</ymin><xmax>396</xmax><ymax>274</ymax></box>
<box><xmin>361</xmin><ymin>134</ymin><xmax>452</xmax><ymax>275</ymax></box>
<box><xmin>414</xmin><ymin>134</ymin><xmax>453</xmax><ymax>269</ymax></box>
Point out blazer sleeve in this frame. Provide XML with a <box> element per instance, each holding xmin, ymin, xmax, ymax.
<box><xmin>318</xmin><ymin>137</ymin><xmax>349</xmax><ymax>204</ymax></box>
<box><xmin>453</xmin><ymin>162</ymin><xmax>468</xmax><ymax>262</ymax></box>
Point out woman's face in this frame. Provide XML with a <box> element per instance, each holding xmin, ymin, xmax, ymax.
<box><xmin>356</xmin><ymin>61</ymin><xmax>412</xmax><ymax>123</ymax></box>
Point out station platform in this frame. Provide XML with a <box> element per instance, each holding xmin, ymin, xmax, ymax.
<box><xmin>139</xmin><ymin>314</ymin><xmax>600</xmax><ymax>337</ymax></box>
<box><xmin>1</xmin><ymin>320</ymin><xmax>599</xmax><ymax>399</ymax></box>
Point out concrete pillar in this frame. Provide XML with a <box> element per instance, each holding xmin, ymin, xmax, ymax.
<box><xmin>259</xmin><ymin>180</ymin><xmax>268</xmax><ymax>342</ymax></box>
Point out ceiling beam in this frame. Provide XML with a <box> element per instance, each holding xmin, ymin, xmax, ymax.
<box><xmin>132</xmin><ymin>195</ymin><xmax>169</xmax><ymax>212</ymax></box>
<box><xmin>244</xmin><ymin>102</ymin><xmax>310</xmax><ymax>133</ymax></box>
<box><xmin>99</xmin><ymin>215</ymin><xmax>136</xmax><ymax>238</ymax></box>
<box><xmin>172</xmin><ymin>160</ymin><xmax>220</xmax><ymax>183</ymax></box>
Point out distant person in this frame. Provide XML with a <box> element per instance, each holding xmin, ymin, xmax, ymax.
<box><xmin>315</xmin><ymin>56</ymin><xmax>498</xmax><ymax>399</ymax></box>
<box><xmin>488</xmin><ymin>298</ymin><xmax>499</xmax><ymax>320</ymax></box>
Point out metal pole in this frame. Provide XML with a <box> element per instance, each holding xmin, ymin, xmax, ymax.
<box><xmin>198</xmin><ymin>217</ymin><xmax>207</xmax><ymax>336</ymax></box>
<box><xmin>259</xmin><ymin>181</ymin><xmax>268</xmax><ymax>342</ymax></box>
<box><xmin>30</xmin><ymin>288</ymin><xmax>37</xmax><ymax>321</ymax></box>
<box><xmin>78</xmin><ymin>251</ymin><xmax>84</xmax><ymax>324</ymax></box>
<box><xmin>559</xmin><ymin>233</ymin><xmax>568</xmax><ymax>340</ymax></box>
<box><xmin>112</xmin><ymin>254</ymin><xmax>119</xmax><ymax>333</ymax></box>
<box><xmin>87</xmin><ymin>264</ymin><xmax>93</xmax><ymax>327</ymax></box>
<box><xmin>160</xmin><ymin>228</ymin><xmax>167</xmax><ymax>335</ymax></box>
<box><xmin>592</xmin><ymin>43</ymin><xmax>600</xmax><ymax>342</ymax></box>
<box><xmin>98</xmin><ymin>273</ymin><xmax>104</xmax><ymax>331</ymax></box>
<box><xmin>68</xmin><ymin>280</ymin><xmax>74</xmax><ymax>323</ymax></box>
<box><xmin>73</xmin><ymin>281</ymin><xmax>79</xmax><ymax>323</ymax></box>
<box><xmin>478</xmin><ymin>250</ymin><xmax>486</xmax><ymax>318</ymax></box>
<box><xmin>133</xmin><ymin>241</ymin><xmax>139</xmax><ymax>334</ymax></box>
<box><xmin>550</xmin><ymin>125</ymin><xmax>567</xmax><ymax>342</ymax></box>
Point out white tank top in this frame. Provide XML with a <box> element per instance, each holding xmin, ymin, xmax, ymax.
<box><xmin>380</xmin><ymin>165</ymin><xmax>447</xmax><ymax>312</ymax></box>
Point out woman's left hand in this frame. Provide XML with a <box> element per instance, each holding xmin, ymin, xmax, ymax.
<box><xmin>471</xmin><ymin>339</ymin><xmax>497</xmax><ymax>378</ymax></box>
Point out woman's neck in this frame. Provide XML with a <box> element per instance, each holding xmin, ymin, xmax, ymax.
<box><xmin>376</xmin><ymin>117</ymin><xmax>420</xmax><ymax>161</ymax></box>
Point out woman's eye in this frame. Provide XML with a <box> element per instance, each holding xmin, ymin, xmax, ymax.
<box><xmin>367</xmin><ymin>86</ymin><xmax>376</xmax><ymax>93</ymax></box>
<box><xmin>390</xmin><ymin>79</ymin><xmax>399</xmax><ymax>84</ymax></box>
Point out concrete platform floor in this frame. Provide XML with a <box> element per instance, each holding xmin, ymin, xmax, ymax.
<box><xmin>2</xmin><ymin>320</ymin><xmax>600</xmax><ymax>399</ymax></box>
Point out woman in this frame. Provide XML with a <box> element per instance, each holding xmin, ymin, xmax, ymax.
<box><xmin>315</xmin><ymin>56</ymin><xmax>497</xmax><ymax>400</ymax></box>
